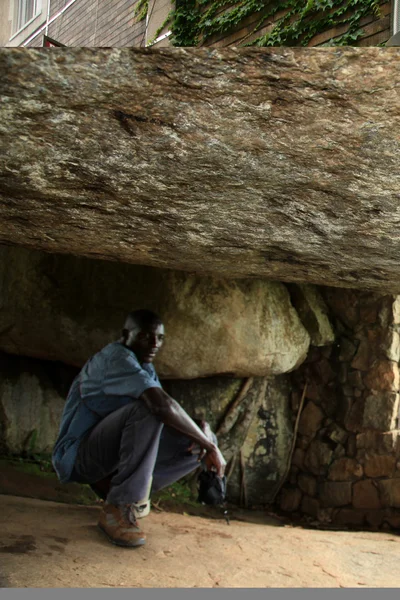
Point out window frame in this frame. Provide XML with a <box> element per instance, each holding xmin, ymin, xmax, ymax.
<box><xmin>394</xmin><ymin>0</ymin><xmax>400</xmax><ymax>35</ymax></box>
<box><xmin>11</xmin><ymin>0</ymin><xmax>42</xmax><ymax>37</ymax></box>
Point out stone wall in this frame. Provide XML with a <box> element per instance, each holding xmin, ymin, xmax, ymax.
<box><xmin>280</xmin><ymin>289</ymin><xmax>400</xmax><ymax>529</ymax></box>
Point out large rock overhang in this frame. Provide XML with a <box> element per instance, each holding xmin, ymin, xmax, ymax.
<box><xmin>1</xmin><ymin>47</ymin><xmax>400</xmax><ymax>291</ymax></box>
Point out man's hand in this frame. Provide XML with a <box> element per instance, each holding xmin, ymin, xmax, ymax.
<box><xmin>204</xmin><ymin>445</ymin><xmax>226</xmax><ymax>478</ymax></box>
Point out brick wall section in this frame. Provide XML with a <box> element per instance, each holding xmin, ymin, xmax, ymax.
<box><xmin>26</xmin><ymin>0</ymin><xmax>146</xmax><ymax>47</ymax></box>
<box><xmin>201</xmin><ymin>1</ymin><xmax>392</xmax><ymax>48</ymax></box>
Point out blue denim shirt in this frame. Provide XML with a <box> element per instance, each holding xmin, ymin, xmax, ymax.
<box><xmin>52</xmin><ymin>342</ymin><xmax>162</xmax><ymax>483</ymax></box>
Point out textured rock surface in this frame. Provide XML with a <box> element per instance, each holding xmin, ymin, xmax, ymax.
<box><xmin>0</xmin><ymin>353</ymin><xmax>77</xmax><ymax>455</ymax></box>
<box><xmin>0</xmin><ymin>245</ymin><xmax>309</xmax><ymax>378</ymax></box>
<box><xmin>1</xmin><ymin>47</ymin><xmax>400</xmax><ymax>291</ymax></box>
<box><xmin>165</xmin><ymin>375</ymin><xmax>294</xmax><ymax>505</ymax></box>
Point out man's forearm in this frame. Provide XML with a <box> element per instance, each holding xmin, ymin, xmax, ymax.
<box><xmin>140</xmin><ymin>388</ymin><xmax>216</xmax><ymax>451</ymax></box>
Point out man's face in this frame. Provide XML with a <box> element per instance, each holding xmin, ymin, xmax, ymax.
<box><xmin>126</xmin><ymin>322</ymin><xmax>165</xmax><ymax>364</ymax></box>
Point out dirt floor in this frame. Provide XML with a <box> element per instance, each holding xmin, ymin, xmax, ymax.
<box><xmin>1</xmin><ymin>493</ymin><xmax>400</xmax><ymax>588</ymax></box>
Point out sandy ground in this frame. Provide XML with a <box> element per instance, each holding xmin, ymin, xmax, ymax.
<box><xmin>1</xmin><ymin>494</ymin><xmax>400</xmax><ymax>588</ymax></box>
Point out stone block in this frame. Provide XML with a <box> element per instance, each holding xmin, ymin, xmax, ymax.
<box><xmin>356</xmin><ymin>430</ymin><xmax>400</xmax><ymax>454</ymax></box>
<box><xmin>347</xmin><ymin>435</ymin><xmax>357</xmax><ymax>458</ymax></box>
<box><xmin>328</xmin><ymin>458</ymin><xmax>363</xmax><ymax>482</ymax></box>
<box><xmin>362</xmin><ymin>393</ymin><xmax>399</xmax><ymax>431</ymax></box>
<box><xmin>280</xmin><ymin>488</ymin><xmax>302</xmax><ymax>512</ymax></box>
<box><xmin>301</xmin><ymin>495</ymin><xmax>319</xmax><ymax>517</ymax></box>
<box><xmin>333</xmin><ymin>509</ymin><xmax>366</xmax><ymax>527</ymax></box>
<box><xmin>393</xmin><ymin>297</ymin><xmax>400</xmax><ymax>325</ymax></box>
<box><xmin>339</xmin><ymin>337</ymin><xmax>357</xmax><ymax>362</ymax></box>
<box><xmin>364</xmin><ymin>455</ymin><xmax>396</xmax><ymax>478</ymax></box>
<box><xmin>287</xmin><ymin>284</ymin><xmax>335</xmax><ymax>347</ymax></box>
<box><xmin>298</xmin><ymin>474</ymin><xmax>317</xmax><ymax>497</ymax></box>
<box><xmin>379</xmin><ymin>479</ymin><xmax>400</xmax><ymax>508</ymax></box>
<box><xmin>319</xmin><ymin>482</ymin><xmax>352</xmax><ymax>507</ymax></box>
<box><xmin>304</xmin><ymin>440</ymin><xmax>334</xmax><ymax>476</ymax></box>
<box><xmin>347</xmin><ymin>370</ymin><xmax>364</xmax><ymax>390</ymax></box>
<box><xmin>381</xmin><ymin>330</ymin><xmax>400</xmax><ymax>362</ymax></box>
<box><xmin>353</xmin><ymin>480</ymin><xmax>381</xmax><ymax>509</ymax></box>
<box><xmin>364</xmin><ymin>361</ymin><xmax>399</xmax><ymax>393</ymax></box>
<box><xmin>383</xmin><ymin>510</ymin><xmax>400</xmax><ymax>528</ymax></box>
<box><xmin>344</xmin><ymin>398</ymin><xmax>365</xmax><ymax>433</ymax></box>
<box><xmin>313</xmin><ymin>359</ymin><xmax>336</xmax><ymax>384</ymax></box>
<box><xmin>327</xmin><ymin>424</ymin><xmax>348</xmax><ymax>445</ymax></box>
<box><xmin>365</xmin><ymin>510</ymin><xmax>385</xmax><ymax>529</ymax></box>
<box><xmin>292</xmin><ymin>448</ymin><xmax>305</xmax><ymax>469</ymax></box>
<box><xmin>297</xmin><ymin>401</ymin><xmax>324</xmax><ymax>438</ymax></box>
<box><xmin>351</xmin><ymin>338</ymin><xmax>372</xmax><ymax>371</ymax></box>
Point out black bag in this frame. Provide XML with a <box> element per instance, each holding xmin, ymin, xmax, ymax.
<box><xmin>197</xmin><ymin>470</ymin><xmax>227</xmax><ymax>506</ymax></box>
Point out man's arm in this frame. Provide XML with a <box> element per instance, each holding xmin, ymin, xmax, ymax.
<box><xmin>139</xmin><ymin>387</ymin><xmax>226</xmax><ymax>477</ymax></box>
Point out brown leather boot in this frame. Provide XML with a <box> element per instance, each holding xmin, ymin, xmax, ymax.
<box><xmin>98</xmin><ymin>503</ymin><xmax>146</xmax><ymax>547</ymax></box>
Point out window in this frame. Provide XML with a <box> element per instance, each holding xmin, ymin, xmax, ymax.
<box><xmin>12</xmin><ymin>0</ymin><xmax>42</xmax><ymax>34</ymax></box>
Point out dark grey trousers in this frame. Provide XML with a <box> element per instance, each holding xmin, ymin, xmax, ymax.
<box><xmin>73</xmin><ymin>401</ymin><xmax>202</xmax><ymax>505</ymax></box>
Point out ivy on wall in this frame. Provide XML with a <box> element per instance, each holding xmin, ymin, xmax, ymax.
<box><xmin>166</xmin><ymin>0</ymin><xmax>383</xmax><ymax>47</ymax></box>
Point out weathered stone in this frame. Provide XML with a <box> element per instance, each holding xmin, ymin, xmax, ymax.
<box><xmin>365</xmin><ymin>510</ymin><xmax>385</xmax><ymax>529</ymax></box>
<box><xmin>378</xmin><ymin>479</ymin><xmax>400</xmax><ymax>508</ymax></box>
<box><xmin>328</xmin><ymin>458</ymin><xmax>363</xmax><ymax>482</ymax></box>
<box><xmin>332</xmin><ymin>444</ymin><xmax>346</xmax><ymax>461</ymax></box>
<box><xmin>383</xmin><ymin>510</ymin><xmax>400</xmax><ymax>528</ymax></box>
<box><xmin>381</xmin><ymin>330</ymin><xmax>400</xmax><ymax>362</ymax></box>
<box><xmin>304</xmin><ymin>380</ymin><xmax>320</xmax><ymax>403</ymax></box>
<box><xmin>1</xmin><ymin>48</ymin><xmax>400</xmax><ymax>291</ymax></box>
<box><xmin>364</xmin><ymin>455</ymin><xmax>396</xmax><ymax>478</ymax></box>
<box><xmin>346</xmin><ymin>435</ymin><xmax>357</xmax><ymax>458</ymax></box>
<box><xmin>319</xmin><ymin>482</ymin><xmax>352</xmax><ymax>507</ymax></box>
<box><xmin>363</xmin><ymin>361</ymin><xmax>399</xmax><ymax>393</ymax></box>
<box><xmin>356</xmin><ymin>430</ymin><xmax>400</xmax><ymax>454</ymax></box>
<box><xmin>0</xmin><ymin>246</ymin><xmax>310</xmax><ymax>379</ymax></box>
<box><xmin>333</xmin><ymin>509</ymin><xmax>366</xmax><ymax>527</ymax></box>
<box><xmin>347</xmin><ymin>370</ymin><xmax>364</xmax><ymax>390</ymax></box>
<box><xmin>344</xmin><ymin>398</ymin><xmax>365</xmax><ymax>433</ymax></box>
<box><xmin>298</xmin><ymin>474</ymin><xmax>317</xmax><ymax>497</ymax></box>
<box><xmin>292</xmin><ymin>448</ymin><xmax>305</xmax><ymax>469</ymax></box>
<box><xmin>287</xmin><ymin>284</ymin><xmax>335</xmax><ymax>347</ymax></box>
<box><xmin>0</xmin><ymin>353</ymin><xmax>76</xmax><ymax>455</ymax></box>
<box><xmin>393</xmin><ymin>298</ymin><xmax>400</xmax><ymax>325</ymax></box>
<box><xmin>280</xmin><ymin>488</ymin><xmax>302</xmax><ymax>512</ymax></box>
<box><xmin>297</xmin><ymin>401</ymin><xmax>324</xmax><ymax>438</ymax></box>
<box><xmin>353</xmin><ymin>480</ymin><xmax>381</xmax><ymax>509</ymax></box>
<box><xmin>235</xmin><ymin>375</ymin><xmax>293</xmax><ymax>504</ymax></box>
<box><xmin>301</xmin><ymin>495</ymin><xmax>319</xmax><ymax>517</ymax></box>
<box><xmin>362</xmin><ymin>393</ymin><xmax>399</xmax><ymax>431</ymax></box>
<box><xmin>312</xmin><ymin>359</ymin><xmax>336</xmax><ymax>384</ymax></box>
<box><xmin>327</xmin><ymin>424</ymin><xmax>348</xmax><ymax>445</ymax></box>
<box><xmin>304</xmin><ymin>440</ymin><xmax>334</xmax><ymax>476</ymax></box>
<box><xmin>339</xmin><ymin>363</ymin><xmax>348</xmax><ymax>384</ymax></box>
<box><xmin>351</xmin><ymin>339</ymin><xmax>373</xmax><ymax>371</ymax></box>
<box><xmin>322</xmin><ymin>290</ymin><xmax>360</xmax><ymax>328</ymax></box>
<box><xmin>339</xmin><ymin>338</ymin><xmax>358</xmax><ymax>363</ymax></box>
<box><xmin>342</xmin><ymin>385</ymin><xmax>354</xmax><ymax>397</ymax></box>
<box><xmin>359</xmin><ymin>301</ymin><xmax>379</xmax><ymax>324</ymax></box>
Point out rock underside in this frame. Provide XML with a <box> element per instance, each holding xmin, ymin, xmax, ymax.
<box><xmin>0</xmin><ymin>47</ymin><xmax>400</xmax><ymax>291</ymax></box>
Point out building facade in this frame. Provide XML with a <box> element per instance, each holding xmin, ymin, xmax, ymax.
<box><xmin>1</xmin><ymin>0</ymin><xmax>399</xmax><ymax>48</ymax></box>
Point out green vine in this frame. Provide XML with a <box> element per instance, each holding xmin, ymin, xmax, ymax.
<box><xmin>134</xmin><ymin>0</ymin><xmax>149</xmax><ymax>22</ymax></box>
<box><xmin>167</xmin><ymin>0</ymin><xmax>384</xmax><ymax>47</ymax></box>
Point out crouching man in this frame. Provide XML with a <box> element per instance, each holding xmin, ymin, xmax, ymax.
<box><xmin>52</xmin><ymin>309</ymin><xmax>226</xmax><ymax>548</ymax></box>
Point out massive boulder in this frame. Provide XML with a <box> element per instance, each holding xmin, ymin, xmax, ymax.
<box><xmin>0</xmin><ymin>245</ymin><xmax>309</xmax><ymax>378</ymax></box>
<box><xmin>1</xmin><ymin>47</ymin><xmax>400</xmax><ymax>291</ymax></box>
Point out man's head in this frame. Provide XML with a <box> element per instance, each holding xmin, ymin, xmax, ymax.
<box><xmin>122</xmin><ymin>309</ymin><xmax>165</xmax><ymax>364</ymax></box>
